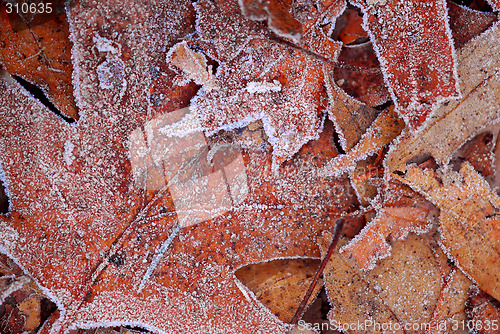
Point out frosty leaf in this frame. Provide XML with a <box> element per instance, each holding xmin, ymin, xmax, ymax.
<box><xmin>320</xmin><ymin>232</ymin><xmax>458</xmax><ymax>333</ymax></box>
<box><xmin>427</xmin><ymin>268</ymin><xmax>471</xmax><ymax>334</ymax></box>
<box><xmin>235</xmin><ymin>258</ymin><xmax>322</xmax><ymax>323</ymax></box>
<box><xmin>447</xmin><ymin>1</ymin><xmax>498</xmax><ymax>49</ymax></box>
<box><xmin>191</xmin><ymin>0</ymin><xmax>344</xmax><ymax>169</ymax></box>
<box><xmin>0</xmin><ymin>1</ymin><xmax>77</xmax><ymax>120</ymax></box>
<box><xmin>352</xmin><ymin>0</ymin><xmax>460</xmax><ymax>128</ymax></box>
<box><xmin>321</xmin><ymin>108</ymin><xmax>404</xmax><ymax>177</ymax></box>
<box><xmin>341</xmin><ymin>179</ymin><xmax>434</xmax><ymax>270</ymax></box>
<box><xmin>386</xmin><ymin>24</ymin><xmax>500</xmax><ymax>172</ymax></box>
<box><xmin>0</xmin><ymin>2</ymin><xmax>357</xmax><ymax>329</ymax></box>
<box><xmin>324</xmin><ymin>72</ymin><xmax>380</xmax><ymax>152</ymax></box>
<box><xmin>395</xmin><ymin>163</ymin><xmax>500</xmax><ymax>301</ymax></box>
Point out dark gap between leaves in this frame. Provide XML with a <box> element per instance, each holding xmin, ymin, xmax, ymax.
<box><xmin>11</xmin><ymin>75</ymin><xmax>75</xmax><ymax>124</ymax></box>
<box><xmin>331</xmin><ymin>129</ymin><xmax>346</xmax><ymax>155</ymax></box>
<box><xmin>450</xmin><ymin>0</ymin><xmax>494</xmax><ymax>12</ymax></box>
<box><xmin>0</xmin><ymin>180</ymin><xmax>9</xmax><ymax>214</ymax></box>
<box><xmin>38</xmin><ymin>298</ymin><xmax>58</xmax><ymax>332</ymax></box>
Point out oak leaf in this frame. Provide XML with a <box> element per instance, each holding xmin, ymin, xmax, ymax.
<box><xmin>0</xmin><ymin>0</ymin><xmax>77</xmax><ymax>120</ymax></box>
<box><xmin>395</xmin><ymin>163</ymin><xmax>500</xmax><ymax>301</ymax></box>
<box><xmin>351</xmin><ymin>0</ymin><xmax>460</xmax><ymax>128</ymax></box>
<box><xmin>320</xmin><ymin>232</ymin><xmax>466</xmax><ymax>333</ymax></box>
<box><xmin>387</xmin><ymin>23</ymin><xmax>500</xmax><ymax>172</ymax></box>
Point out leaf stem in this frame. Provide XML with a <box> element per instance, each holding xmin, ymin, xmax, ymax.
<box><xmin>289</xmin><ymin>218</ymin><xmax>344</xmax><ymax>326</ymax></box>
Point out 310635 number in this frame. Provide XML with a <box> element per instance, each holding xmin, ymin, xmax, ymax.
<box><xmin>5</xmin><ymin>2</ymin><xmax>53</xmax><ymax>14</ymax></box>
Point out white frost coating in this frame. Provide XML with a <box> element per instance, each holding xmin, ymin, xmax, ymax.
<box><xmin>246</xmin><ymin>80</ymin><xmax>282</xmax><ymax>94</ymax></box>
<box><xmin>97</xmin><ymin>58</ymin><xmax>127</xmax><ymax>102</ymax></box>
<box><xmin>93</xmin><ymin>35</ymin><xmax>121</xmax><ymax>55</ymax></box>
<box><xmin>63</xmin><ymin>140</ymin><xmax>75</xmax><ymax>166</ymax></box>
<box><xmin>167</xmin><ymin>41</ymin><xmax>217</xmax><ymax>91</ymax></box>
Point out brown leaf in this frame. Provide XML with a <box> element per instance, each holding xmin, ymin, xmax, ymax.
<box><xmin>337</xmin><ymin>9</ymin><xmax>367</xmax><ymax>45</ymax></box>
<box><xmin>235</xmin><ymin>258</ymin><xmax>322</xmax><ymax>323</ymax></box>
<box><xmin>320</xmin><ymin>232</ymin><xmax>457</xmax><ymax>333</ymax></box>
<box><xmin>0</xmin><ymin>3</ymin><xmax>358</xmax><ymax>331</ymax></box>
<box><xmin>351</xmin><ymin>0</ymin><xmax>460</xmax><ymax>128</ymax></box>
<box><xmin>0</xmin><ymin>0</ymin><xmax>77</xmax><ymax>120</ymax></box>
<box><xmin>386</xmin><ymin>24</ymin><xmax>500</xmax><ymax>173</ymax></box>
<box><xmin>395</xmin><ymin>163</ymin><xmax>500</xmax><ymax>301</ymax></box>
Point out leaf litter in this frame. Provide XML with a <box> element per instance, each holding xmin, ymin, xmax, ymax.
<box><xmin>1</xmin><ymin>0</ymin><xmax>500</xmax><ymax>333</ymax></box>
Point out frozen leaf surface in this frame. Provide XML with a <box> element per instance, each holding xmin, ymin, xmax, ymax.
<box><xmin>395</xmin><ymin>163</ymin><xmax>500</xmax><ymax>301</ymax></box>
<box><xmin>0</xmin><ymin>1</ymin><xmax>77</xmax><ymax>120</ymax></box>
<box><xmin>387</xmin><ymin>24</ymin><xmax>500</xmax><ymax>172</ymax></box>
<box><xmin>320</xmin><ymin>232</ymin><xmax>458</xmax><ymax>334</ymax></box>
<box><xmin>0</xmin><ymin>2</ymin><xmax>358</xmax><ymax>333</ymax></box>
<box><xmin>191</xmin><ymin>0</ymin><xmax>344</xmax><ymax>169</ymax></box>
<box><xmin>352</xmin><ymin>0</ymin><xmax>460</xmax><ymax>128</ymax></box>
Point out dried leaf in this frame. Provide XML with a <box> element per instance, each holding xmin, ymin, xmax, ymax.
<box><xmin>0</xmin><ymin>0</ymin><xmax>77</xmax><ymax>120</ymax></box>
<box><xmin>0</xmin><ymin>3</ymin><xmax>357</xmax><ymax>331</ymax></box>
<box><xmin>351</xmin><ymin>0</ymin><xmax>460</xmax><ymax>128</ymax></box>
<box><xmin>387</xmin><ymin>24</ymin><xmax>500</xmax><ymax>172</ymax></box>
<box><xmin>321</xmin><ymin>108</ymin><xmax>405</xmax><ymax>177</ymax></box>
<box><xmin>395</xmin><ymin>163</ymin><xmax>500</xmax><ymax>301</ymax></box>
<box><xmin>235</xmin><ymin>258</ymin><xmax>321</xmax><ymax>323</ymax></box>
<box><xmin>320</xmin><ymin>232</ymin><xmax>455</xmax><ymax>333</ymax></box>
<box><xmin>447</xmin><ymin>0</ymin><xmax>498</xmax><ymax>49</ymax></box>
<box><xmin>341</xmin><ymin>179</ymin><xmax>435</xmax><ymax>270</ymax></box>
